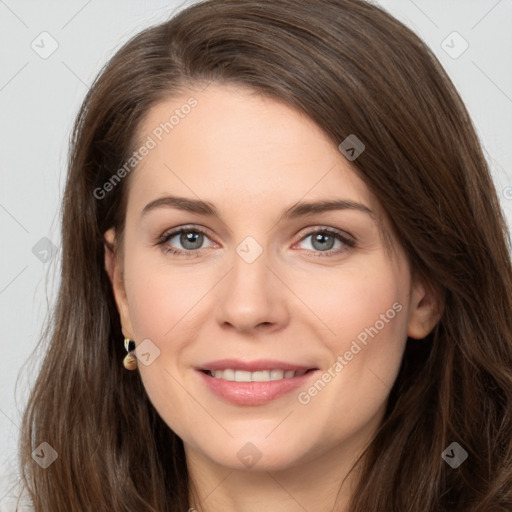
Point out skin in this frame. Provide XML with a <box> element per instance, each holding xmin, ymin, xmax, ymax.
<box><xmin>105</xmin><ymin>84</ymin><xmax>440</xmax><ymax>512</ymax></box>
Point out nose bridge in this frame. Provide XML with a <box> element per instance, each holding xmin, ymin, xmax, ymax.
<box><xmin>215</xmin><ymin>236</ymin><xmax>288</xmax><ymax>332</ymax></box>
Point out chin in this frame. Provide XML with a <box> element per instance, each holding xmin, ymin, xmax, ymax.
<box><xmin>193</xmin><ymin>432</ymin><xmax>315</xmax><ymax>472</ymax></box>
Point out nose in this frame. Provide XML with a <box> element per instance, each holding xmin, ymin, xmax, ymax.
<box><xmin>215</xmin><ymin>247</ymin><xmax>290</xmax><ymax>335</ymax></box>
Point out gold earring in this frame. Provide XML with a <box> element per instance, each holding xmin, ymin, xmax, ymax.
<box><xmin>123</xmin><ymin>338</ymin><xmax>137</xmax><ymax>370</ymax></box>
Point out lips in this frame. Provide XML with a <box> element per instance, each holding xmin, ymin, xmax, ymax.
<box><xmin>197</xmin><ymin>358</ymin><xmax>316</xmax><ymax>372</ymax></box>
<box><xmin>196</xmin><ymin>359</ymin><xmax>319</xmax><ymax>405</ymax></box>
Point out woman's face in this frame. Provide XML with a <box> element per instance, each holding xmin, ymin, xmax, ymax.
<box><xmin>106</xmin><ymin>84</ymin><xmax>436</xmax><ymax>472</ymax></box>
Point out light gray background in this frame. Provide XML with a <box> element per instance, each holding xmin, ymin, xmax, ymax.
<box><xmin>1</xmin><ymin>0</ymin><xmax>511</xmax><ymax>507</ymax></box>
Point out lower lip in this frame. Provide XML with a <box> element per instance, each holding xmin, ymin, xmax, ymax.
<box><xmin>197</xmin><ymin>370</ymin><xmax>318</xmax><ymax>405</ymax></box>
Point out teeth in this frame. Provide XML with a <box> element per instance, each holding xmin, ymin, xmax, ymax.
<box><xmin>251</xmin><ymin>370</ymin><xmax>270</xmax><ymax>382</ymax></box>
<box><xmin>208</xmin><ymin>369</ymin><xmax>307</xmax><ymax>382</ymax></box>
<box><xmin>270</xmin><ymin>369</ymin><xmax>284</xmax><ymax>380</ymax></box>
<box><xmin>221</xmin><ymin>369</ymin><xmax>235</xmax><ymax>380</ymax></box>
<box><xmin>235</xmin><ymin>370</ymin><xmax>252</xmax><ymax>382</ymax></box>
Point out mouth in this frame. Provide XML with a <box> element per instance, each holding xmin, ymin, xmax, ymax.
<box><xmin>196</xmin><ymin>359</ymin><xmax>320</xmax><ymax>405</ymax></box>
<box><xmin>200</xmin><ymin>368</ymin><xmax>315</xmax><ymax>382</ymax></box>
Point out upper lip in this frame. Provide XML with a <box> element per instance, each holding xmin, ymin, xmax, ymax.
<box><xmin>196</xmin><ymin>359</ymin><xmax>318</xmax><ymax>372</ymax></box>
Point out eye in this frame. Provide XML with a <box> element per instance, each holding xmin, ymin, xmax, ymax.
<box><xmin>295</xmin><ymin>228</ymin><xmax>355</xmax><ymax>257</ymax></box>
<box><xmin>157</xmin><ymin>226</ymin><xmax>215</xmax><ymax>256</ymax></box>
<box><xmin>157</xmin><ymin>225</ymin><xmax>355</xmax><ymax>258</ymax></box>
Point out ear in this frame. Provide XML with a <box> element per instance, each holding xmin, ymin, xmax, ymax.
<box><xmin>407</xmin><ymin>277</ymin><xmax>443</xmax><ymax>339</ymax></box>
<box><xmin>104</xmin><ymin>228</ymin><xmax>135</xmax><ymax>340</ymax></box>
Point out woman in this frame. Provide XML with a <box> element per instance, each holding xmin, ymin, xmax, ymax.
<box><xmin>17</xmin><ymin>0</ymin><xmax>512</xmax><ymax>510</ymax></box>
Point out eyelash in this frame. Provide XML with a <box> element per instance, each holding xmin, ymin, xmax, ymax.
<box><xmin>156</xmin><ymin>225</ymin><xmax>356</xmax><ymax>258</ymax></box>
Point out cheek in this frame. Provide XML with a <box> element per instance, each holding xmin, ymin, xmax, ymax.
<box><xmin>123</xmin><ymin>250</ymin><xmax>198</xmax><ymax>339</ymax></box>
<box><xmin>122</xmin><ymin>251</ymin><xmax>203</xmax><ymax>426</ymax></box>
<box><xmin>292</xmin><ymin>261</ymin><xmax>407</xmax><ymax>352</ymax></box>
<box><xmin>291</xmin><ymin>262</ymin><xmax>409</xmax><ymax>422</ymax></box>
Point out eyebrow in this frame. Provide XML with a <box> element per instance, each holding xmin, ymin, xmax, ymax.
<box><xmin>141</xmin><ymin>195</ymin><xmax>374</xmax><ymax>221</ymax></box>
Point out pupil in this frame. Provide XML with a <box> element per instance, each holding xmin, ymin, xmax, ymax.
<box><xmin>181</xmin><ymin>231</ymin><xmax>203</xmax><ymax>250</ymax></box>
<box><xmin>313</xmin><ymin>233</ymin><xmax>334</xmax><ymax>251</ymax></box>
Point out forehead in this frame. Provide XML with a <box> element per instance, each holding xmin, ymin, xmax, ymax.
<box><xmin>129</xmin><ymin>84</ymin><xmax>377</xmax><ymax>218</ymax></box>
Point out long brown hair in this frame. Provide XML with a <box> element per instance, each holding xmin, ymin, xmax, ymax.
<box><xmin>18</xmin><ymin>0</ymin><xmax>512</xmax><ymax>510</ymax></box>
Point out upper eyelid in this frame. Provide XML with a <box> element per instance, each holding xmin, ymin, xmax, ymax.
<box><xmin>161</xmin><ymin>224</ymin><xmax>214</xmax><ymax>242</ymax></box>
